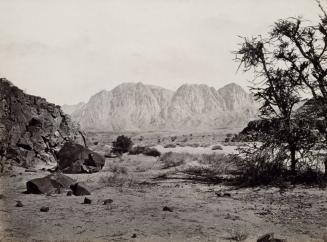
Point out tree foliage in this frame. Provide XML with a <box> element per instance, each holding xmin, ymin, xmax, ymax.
<box><xmin>235</xmin><ymin>2</ymin><xmax>327</xmax><ymax>177</ymax></box>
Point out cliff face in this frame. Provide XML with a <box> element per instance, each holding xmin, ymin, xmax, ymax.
<box><xmin>68</xmin><ymin>82</ymin><xmax>257</xmax><ymax>131</ymax></box>
<box><xmin>0</xmin><ymin>78</ymin><xmax>85</xmax><ymax>170</ymax></box>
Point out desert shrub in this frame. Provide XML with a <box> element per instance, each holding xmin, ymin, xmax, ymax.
<box><xmin>129</xmin><ymin>146</ymin><xmax>161</xmax><ymax>157</ymax></box>
<box><xmin>143</xmin><ymin>148</ymin><xmax>161</xmax><ymax>157</ymax></box>
<box><xmin>181</xmin><ymin>137</ymin><xmax>188</xmax><ymax>142</ymax></box>
<box><xmin>293</xmin><ymin>168</ymin><xmax>326</xmax><ymax>186</ymax></box>
<box><xmin>227</xmin><ymin>230</ymin><xmax>248</xmax><ymax>241</ymax></box>
<box><xmin>183</xmin><ymin>166</ymin><xmax>223</xmax><ymax>182</ymax></box>
<box><xmin>160</xmin><ymin>152</ymin><xmax>190</xmax><ymax>169</ymax></box>
<box><xmin>211</xmin><ymin>144</ymin><xmax>223</xmax><ymax>150</ymax></box>
<box><xmin>98</xmin><ymin>173</ymin><xmax>133</xmax><ymax>188</ymax></box>
<box><xmin>112</xmin><ymin>135</ymin><xmax>133</xmax><ymax>154</ymax></box>
<box><xmin>234</xmin><ymin>143</ymin><xmax>327</xmax><ymax>187</ymax></box>
<box><xmin>185</xmin><ymin>143</ymin><xmax>200</xmax><ymax>148</ymax></box>
<box><xmin>108</xmin><ymin>163</ymin><xmax>128</xmax><ymax>174</ymax></box>
<box><xmin>164</xmin><ymin>144</ymin><xmax>177</xmax><ymax>148</ymax></box>
<box><xmin>181</xmin><ymin>154</ymin><xmax>237</xmax><ymax>183</ymax></box>
<box><xmin>234</xmin><ymin>145</ymin><xmax>288</xmax><ymax>186</ymax></box>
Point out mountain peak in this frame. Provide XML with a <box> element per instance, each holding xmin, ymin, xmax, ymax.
<box><xmin>65</xmin><ymin>82</ymin><xmax>257</xmax><ymax>131</ymax></box>
<box><xmin>219</xmin><ymin>82</ymin><xmax>244</xmax><ymax>91</ymax></box>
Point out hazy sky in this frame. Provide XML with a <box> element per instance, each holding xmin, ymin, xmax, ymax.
<box><xmin>0</xmin><ymin>0</ymin><xmax>323</xmax><ymax>105</ymax></box>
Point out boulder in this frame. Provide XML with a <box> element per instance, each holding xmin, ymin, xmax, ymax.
<box><xmin>57</xmin><ymin>142</ymin><xmax>105</xmax><ymax>174</ymax></box>
<box><xmin>16</xmin><ymin>201</ymin><xmax>23</xmax><ymax>207</ymax></box>
<box><xmin>26</xmin><ymin>173</ymin><xmax>75</xmax><ymax>195</ymax></box>
<box><xmin>257</xmin><ymin>233</ymin><xmax>286</xmax><ymax>242</ymax></box>
<box><xmin>83</xmin><ymin>197</ymin><xmax>92</xmax><ymax>204</ymax></box>
<box><xmin>40</xmin><ymin>206</ymin><xmax>49</xmax><ymax>212</ymax></box>
<box><xmin>70</xmin><ymin>182</ymin><xmax>91</xmax><ymax>196</ymax></box>
<box><xmin>162</xmin><ymin>206</ymin><xmax>173</xmax><ymax>212</ymax></box>
<box><xmin>103</xmin><ymin>199</ymin><xmax>113</xmax><ymax>205</ymax></box>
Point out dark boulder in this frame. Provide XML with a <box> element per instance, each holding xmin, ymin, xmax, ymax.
<box><xmin>162</xmin><ymin>206</ymin><xmax>173</xmax><ymax>212</ymax></box>
<box><xmin>103</xmin><ymin>199</ymin><xmax>113</xmax><ymax>205</ymax></box>
<box><xmin>26</xmin><ymin>173</ymin><xmax>75</xmax><ymax>195</ymax></box>
<box><xmin>70</xmin><ymin>182</ymin><xmax>91</xmax><ymax>196</ymax></box>
<box><xmin>83</xmin><ymin>197</ymin><xmax>92</xmax><ymax>204</ymax></box>
<box><xmin>40</xmin><ymin>206</ymin><xmax>49</xmax><ymax>212</ymax></box>
<box><xmin>57</xmin><ymin>142</ymin><xmax>105</xmax><ymax>174</ymax></box>
<box><xmin>16</xmin><ymin>201</ymin><xmax>23</xmax><ymax>207</ymax></box>
<box><xmin>257</xmin><ymin>233</ymin><xmax>286</xmax><ymax>242</ymax></box>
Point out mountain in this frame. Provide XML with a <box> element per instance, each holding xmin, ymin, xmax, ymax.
<box><xmin>0</xmin><ymin>78</ymin><xmax>86</xmax><ymax>171</ymax></box>
<box><xmin>67</xmin><ymin>82</ymin><xmax>257</xmax><ymax>131</ymax></box>
<box><xmin>62</xmin><ymin>102</ymin><xmax>85</xmax><ymax>115</ymax></box>
<box><xmin>71</xmin><ymin>83</ymin><xmax>174</xmax><ymax>131</ymax></box>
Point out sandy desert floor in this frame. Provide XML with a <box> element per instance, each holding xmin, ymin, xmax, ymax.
<box><xmin>1</xmin><ymin>133</ymin><xmax>327</xmax><ymax>242</ymax></box>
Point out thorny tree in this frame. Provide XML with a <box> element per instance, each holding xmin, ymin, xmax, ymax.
<box><xmin>234</xmin><ymin>3</ymin><xmax>327</xmax><ymax>175</ymax></box>
<box><xmin>267</xmin><ymin>1</ymin><xmax>327</xmax><ymax>176</ymax></box>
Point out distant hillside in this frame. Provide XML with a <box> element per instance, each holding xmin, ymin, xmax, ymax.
<box><xmin>62</xmin><ymin>102</ymin><xmax>85</xmax><ymax>115</ymax></box>
<box><xmin>64</xmin><ymin>82</ymin><xmax>258</xmax><ymax>131</ymax></box>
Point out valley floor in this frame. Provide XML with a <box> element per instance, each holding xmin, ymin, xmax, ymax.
<box><xmin>1</xmin><ymin>152</ymin><xmax>327</xmax><ymax>242</ymax></box>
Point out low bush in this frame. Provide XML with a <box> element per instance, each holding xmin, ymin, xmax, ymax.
<box><xmin>211</xmin><ymin>144</ymin><xmax>223</xmax><ymax>150</ymax></box>
<box><xmin>164</xmin><ymin>144</ymin><xmax>177</xmax><ymax>148</ymax></box>
<box><xmin>129</xmin><ymin>146</ymin><xmax>161</xmax><ymax>157</ymax></box>
<box><xmin>112</xmin><ymin>135</ymin><xmax>133</xmax><ymax>154</ymax></box>
<box><xmin>107</xmin><ymin>163</ymin><xmax>128</xmax><ymax>175</ymax></box>
<box><xmin>160</xmin><ymin>152</ymin><xmax>190</xmax><ymax>169</ymax></box>
<box><xmin>234</xmin><ymin>145</ymin><xmax>327</xmax><ymax>187</ymax></box>
<box><xmin>98</xmin><ymin>173</ymin><xmax>133</xmax><ymax>188</ymax></box>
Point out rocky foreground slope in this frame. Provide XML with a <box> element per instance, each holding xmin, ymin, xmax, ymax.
<box><xmin>0</xmin><ymin>78</ymin><xmax>86</xmax><ymax>171</ymax></box>
<box><xmin>64</xmin><ymin>82</ymin><xmax>257</xmax><ymax>131</ymax></box>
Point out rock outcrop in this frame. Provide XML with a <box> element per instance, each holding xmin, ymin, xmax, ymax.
<box><xmin>26</xmin><ymin>173</ymin><xmax>76</xmax><ymax>194</ymax></box>
<box><xmin>0</xmin><ymin>78</ymin><xmax>86</xmax><ymax>171</ymax></box>
<box><xmin>67</xmin><ymin>82</ymin><xmax>257</xmax><ymax>131</ymax></box>
<box><xmin>57</xmin><ymin>142</ymin><xmax>105</xmax><ymax>174</ymax></box>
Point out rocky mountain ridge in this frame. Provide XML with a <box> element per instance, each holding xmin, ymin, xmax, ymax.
<box><xmin>0</xmin><ymin>78</ymin><xmax>86</xmax><ymax>171</ymax></box>
<box><xmin>63</xmin><ymin>82</ymin><xmax>258</xmax><ymax>131</ymax></box>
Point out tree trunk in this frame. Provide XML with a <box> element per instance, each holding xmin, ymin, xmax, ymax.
<box><xmin>290</xmin><ymin>148</ymin><xmax>297</xmax><ymax>175</ymax></box>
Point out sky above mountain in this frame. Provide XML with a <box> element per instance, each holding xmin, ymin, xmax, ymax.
<box><xmin>0</xmin><ymin>0</ymin><xmax>323</xmax><ymax>105</ymax></box>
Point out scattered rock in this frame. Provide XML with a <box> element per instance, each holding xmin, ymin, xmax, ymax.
<box><xmin>162</xmin><ymin>206</ymin><xmax>173</xmax><ymax>212</ymax></box>
<box><xmin>26</xmin><ymin>173</ymin><xmax>76</xmax><ymax>195</ymax></box>
<box><xmin>57</xmin><ymin>142</ymin><xmax>105</xmax><ymax>174</ymax></box>
<box><xmin>70</xmin><ymin>183</ymin><xmax>91</xmax><ymax>196</ymax></box>
<box><xmin>216</xmin><ymin>192</ymin><xmax>231</xmax><ymax>197</ymax></box>
<box><xmin>257</xmin><ymin>233</ymin><xmax>286</xmax><ymax>242</ymax></box>
<box><xmin>83</xmin><ymin>197</ymin><xmax>92</xmax><ymax>204</ymax></box>
<box><xmin>103</xmin><ymin>199</ymin><xmax>113</xmax><ymax>205</ymax></box>
<box><xmin>131</xmin><ymin>234</ymin><xmax>137</xmax><ymax>238</ymax></box>
<box><xmin>40</xmin><ymin>206</ymin><xmax>49</xmax><ymax>212</ymax></box>
<box><xmin>67</xmin><ymin>191</ymin><xmax>73</xmax><ymax>196</ymax></box>
<box><xmin>15</xmin><ymin>201</ymin><xmax>23</xmax><ymax>207</ymax></box>
<box><xmin>25</xmin><ymin>168</ymin><xmax>37</xmax><ymax>173</ymax></box>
